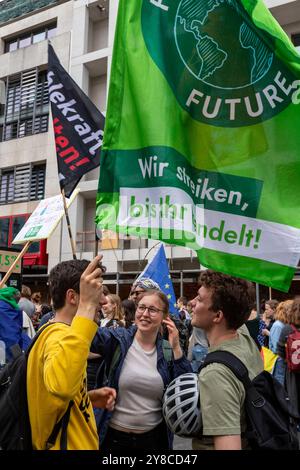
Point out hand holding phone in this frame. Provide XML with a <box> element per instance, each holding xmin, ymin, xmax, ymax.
<box><xmin>76</xmin><ymin>255</ymin><xmax>106</xmax><ymax>321</ymax></box>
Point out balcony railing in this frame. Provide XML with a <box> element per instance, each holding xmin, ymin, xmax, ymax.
<box><xmin>76</xmin><ymin>231</ymin><xmax>149</xmax><ymax>253</ymax></box>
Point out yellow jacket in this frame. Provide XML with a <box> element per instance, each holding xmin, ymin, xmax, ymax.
<box><xmin>27</xmin><ymin>316</ymin><xmax>99</xmax><ymax>450</ymax></box>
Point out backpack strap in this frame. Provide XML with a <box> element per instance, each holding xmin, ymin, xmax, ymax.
<box><xmin>25</xmin><ymin>322</ymin><xmax>55</xmax><ymax>357</ymax></box>
<box><xmin>201</xmin><ymin>351</ymin><xmax>265</xmax><ymax>407</ymax></box>
<box><xmin>46</xmin><ymin>400</ymin><xmax>74</xmax><ymax>450</ymax></box>
<box><xmin>162</xmin><ymin>339</ymin><xmax>173</xmax><ymax>363</ymax></box>
<box><xmin>26</xmin><ymin>323</ymin><xmax>73</xmax><ymax>450</ymax></box>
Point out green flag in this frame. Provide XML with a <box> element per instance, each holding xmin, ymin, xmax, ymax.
<box><xmin>96</xmin><ymin>0</ymin><xmax>300</xmax><ymax>292</ymax></box>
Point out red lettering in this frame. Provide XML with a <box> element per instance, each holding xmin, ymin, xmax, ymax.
<box><xmin>70</xmin><ymin>158</ymin><xmax>90</xmax><ymax>170</ymax></box>
<box><xmin>53</xmin><ymin>117</ymin><xmax>64</xmax><ymax>136</ymax></box>
<box><xmin>59</xmin><ymin>146</ymin><xmax>79</xmax><ymax>163</ymax></box>
<box><xmin>55</xmin><ymin>135</ymin><xmax>69</xmax><ymax>149</ymax></box>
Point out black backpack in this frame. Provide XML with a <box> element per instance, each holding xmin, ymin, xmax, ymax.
<box><xmin>0</xmin><ymin>323</ymin><xmax>73</xmax><ymax>450</ymax></box>
<box><xmin>201</xmin><ymin>351</ymin><xmax>300</xmax><ymax>450</ymax></box>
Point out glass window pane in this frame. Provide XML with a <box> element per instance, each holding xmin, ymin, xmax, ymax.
<box><xmin>19</xmin><ymin>36</ymin><xmax>31</xmax><ymax>48</ymax></box>
<box><xmin>47</xmin><ymin>27</ymin><xmax>57</xmax><ymax>39</ymax></box>
<box><xmin>12</xmin><ymin>216</ymin><xmax>26</xmax><ymax>238</ymax></box>
<box><xmin>33</xmin><ymin>31</ymin><xmax>46</xmax><ymax>44</ymax></box>
<box><xmin>7</xmin><ymin>173</ymin><xmax>15</xmax><ymax>202</ymax></box>
<box><xmin>11</xmin><ymin>216</ymin><xmax>26</xmax><ymax>249</ymax></box>
<box><xmin>8</xmin><ymin>41</ymin><xmax>18</xmax><ymax>52</ymax></box>
<box><xmin>28</xmin><ymin>241</ymin><xmax>40</xmax><ymax>253</ymax></box>
<box><xmin>292</xmin><ymin>34</ymin><xmax>300</xmax><ymax>47</ymax></box>
<box><xmin>0</xmin><ymin>218</ymin><xmax>9</xmax><ymax>248</ymax></box>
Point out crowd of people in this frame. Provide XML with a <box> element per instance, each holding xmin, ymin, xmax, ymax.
<box><xmin>0</xmin><ymin>255</ymin><xmax>299</xmax><ymax>451</ymax></box>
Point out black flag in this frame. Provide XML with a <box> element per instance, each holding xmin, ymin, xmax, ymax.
<box><xmin>48</xmin><ymin>43</ymin><xmax>105</xmax><ymax>197</ymax></box>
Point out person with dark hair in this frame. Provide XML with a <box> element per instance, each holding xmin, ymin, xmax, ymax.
<box><xmin>122</xmin><ymin>299</ymin><xmax>136</xmax><ymax>329</ymax></box>
<box><xmin>91</xmin><ymin>289</ymin><xmax>192</xmax><ymax>451</ymax></box>
<box><xmin>26</xmin><ymin>256</ymin><xmax>116</xmax><ymax>450</ymax></box>
<box><xmin>177</xmin><ymin>296</ymin><xmax>191</xmax><ymax>320</ymax></box>
<box><xmin>38</xmin><ymin>304</ymin><xmax>55</xmax><ymax>328</ymax></box>
<box><xmin>128</xmin><ymin>278</ymin><xmax>160</xmax><ymax>306</ymax></box>
<box><xmin>245</xmin><ymin>305</ymin><xmax>267</xmax><ymax>350</ymax></box>
<box><xmin>191</xmin><ymin>270</ymin><xmax>263</xmax><ymax>450</ymax></box>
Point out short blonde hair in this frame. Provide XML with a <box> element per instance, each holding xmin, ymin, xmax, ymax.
<box><xmin>274</xmin><ymin>300</ymin><xmax>293</xmax><ymax>323</ymax></box>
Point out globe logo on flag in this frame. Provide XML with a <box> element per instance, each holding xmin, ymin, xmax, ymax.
<box><xmin>142</xmin><ymin>0</ymin><xmax>295</xmax><ymax>127</ymax></box>
<box><xmin>175</xmin><ymin>0</ymin><xmax>273</xmax><ymax>90</ymax></box>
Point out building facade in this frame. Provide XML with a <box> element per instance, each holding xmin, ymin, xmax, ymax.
<box><xmin>0</xmin><ymin>0</ymin><xmax>299</xmax><ymax>299</ymax></box>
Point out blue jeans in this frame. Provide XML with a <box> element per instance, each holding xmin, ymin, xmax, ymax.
<box><xmin>272</xmin><ymin>357</ymin><xmax>286</xmax><ymax>386</ymax></box>
<box><xmin>191</xmin><ymin>344</ymin><xmax>208</xmax><ymax>373</ymax></box>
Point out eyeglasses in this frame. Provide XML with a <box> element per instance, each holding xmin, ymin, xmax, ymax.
<box><xmin>136</xmin><ymin>304</ymin><xmax>164</xmax><ymax>316</ymax></box>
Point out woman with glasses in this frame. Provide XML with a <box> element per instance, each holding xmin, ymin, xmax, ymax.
<box><xmin>91</xmin><ymin>289</ymin><xmax>192</xmax><ymax>451</ymax></box>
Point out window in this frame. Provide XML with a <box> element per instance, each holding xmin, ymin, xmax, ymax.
<box><xmin>0</xmin><ymin>68</ymin><xmax>49</xmax><ymax>142</ymax></box>
<box><xmin>4</xmin><ymin>22</ymin><xmax>57</xmax><ymax>53</ymax></box>
<box><xmin>0</xmin><ymin>163</ymin><xmax>46</xmax><ymax>205</ymax></box>
<box><xmin>0</xmin><ymin>214</ymin><xmax>40</xmax><ymax>253</ymax></box>
<box><xmin>0</xmin><ymin>217</ymin><xmax>9</xmax><ymax>249</ymax></box>
<box><xmin>0</xmin><ymin>169</ymin><xmax>14</xmax><ymax>204</ymax></box>
<box><xmin>292</xmin><ymin>34</ymin><xmax>300</xmax><ymax>53</ymax></box>
<box><xmin>33</xmin><ymin>31</ymin><xmax>46</xmax><ymax>44</ymax></box>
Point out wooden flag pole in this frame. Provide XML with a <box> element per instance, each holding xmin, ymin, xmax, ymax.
<box><xmin>0</xmin><ymin>241</ymin><xmax>31</xmax><ymax>289</ymax></box>
<box><xmin>269</xmin><ymin>287</ymin><xmax>272</xmax><ymax>300</ymax></box>
<box><xmin>61</xmin><ymin>189</ymin><xmax>77</xmax><ymax>260</ymax></box>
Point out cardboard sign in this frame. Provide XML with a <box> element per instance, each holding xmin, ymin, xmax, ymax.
<box><xmin>12</xmin><ymin>189</ymin><xmax>79</xmax><ymax>245</ymax></box>
<box><xmin>0</xmin><ymin>250</ymin><xmax>22</xmax><ymax>274</ymax></box>
<box><xmin>0</xmin><ymin>248</ymin><xmax>22</xmax><ymax>291</ymax></box>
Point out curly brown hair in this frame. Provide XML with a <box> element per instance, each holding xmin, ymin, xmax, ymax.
<box><xmin>289</xmin><ymin>297</ymin><xmax>300</xmax><ymax>326</ymax></box>
<box><xmin>274</xmin><ymin>300</ymin><xmax>293</xmax><ymax>323</ymax></box>
<box><xmin>199</xmin><ymin>270</ymin><xmax>254</xmax><ymax>330</ymax></box>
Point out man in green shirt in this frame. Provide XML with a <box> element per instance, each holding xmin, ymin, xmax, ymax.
<box><xmin>190</xmin><ymin>270</ymin><xmax>263</xmax><ymax>451</ymax></box>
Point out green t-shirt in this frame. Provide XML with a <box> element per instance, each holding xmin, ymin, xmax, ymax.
<box><xmin>196</xmin><ymin>325</ymin><xmax>263</xmax><ymax>443</ymax></box>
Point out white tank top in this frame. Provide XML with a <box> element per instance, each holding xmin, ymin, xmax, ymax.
<box><xmin>109</xmin><ymin>338</ymin><xmax>164</xmax><ymax>432</ymax></box>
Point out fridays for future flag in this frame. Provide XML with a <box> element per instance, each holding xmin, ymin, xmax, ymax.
<box><xmin>96</xmin><ymin>0</ymin><xmax>300</xmax><ymax>292</ymax></box>
<box><xmin>48</xmin><ymin>44</ymin><xmax>105</xmax><ymax>197</ymax></box>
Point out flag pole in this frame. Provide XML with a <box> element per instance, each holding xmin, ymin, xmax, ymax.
<box><xmin>269</xmin><ymin>287</ymin><xmax>272</xmax><ymax>300</ymax></box>
<box><xmin>256</xmin><ymin>283</ymin><xmax>261</xmax><ymax>317</ymax></box>
<box><xmin>61</xmin><ymin>189</ymin><xmax>77</xmax><ymax>260</ymax></box>
<box><xmin>0</xmin><ymin>241</ymin><xmax>31</xmax><ymax>289</ymax></box>
<box><xmin>94</xmin><ymin>225</ymin><xmax>102</xmax><ymax>257</ymax></box>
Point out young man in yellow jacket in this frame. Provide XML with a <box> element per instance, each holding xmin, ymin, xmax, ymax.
<box><xmin>27</xmin><ymin>256</ymin><xmax>116</xmax><ymax>450</ymax></box>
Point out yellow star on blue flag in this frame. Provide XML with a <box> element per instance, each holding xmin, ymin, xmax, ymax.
<box><xmin>136</xmin><ymin>244</ymin><xmax>179</xmax><ymax>315</ymax></box>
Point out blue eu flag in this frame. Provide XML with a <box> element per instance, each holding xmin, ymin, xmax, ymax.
<box><xmin>137</xmin><ymin>244</ymin><xmax>179</xmax><ymax>315</ymax></box>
